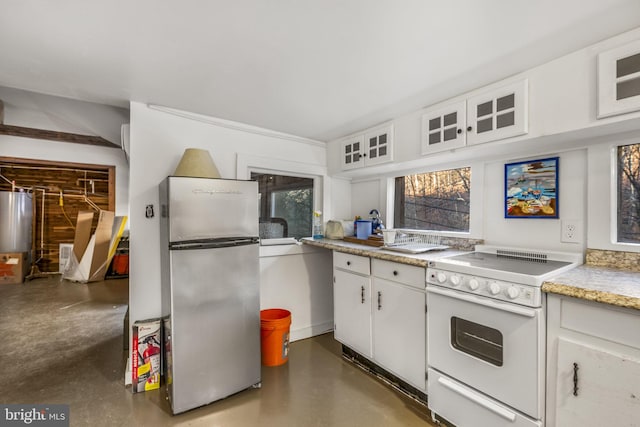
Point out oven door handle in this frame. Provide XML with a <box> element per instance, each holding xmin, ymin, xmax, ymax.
<box><xmin>427</xmin><ymin>286</ymin><xmax>537</xmax><ymax>318</ymax></box>
<box><xmin>437</xmin><ymin>376</ymin><xmax>517</xmax><ymax>422</ymax></box>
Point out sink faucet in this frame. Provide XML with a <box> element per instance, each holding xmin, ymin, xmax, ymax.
<box><xmin>369</xmin><ymin>209</ymin><xmax>384</xmax><ymax>232</ymax></box>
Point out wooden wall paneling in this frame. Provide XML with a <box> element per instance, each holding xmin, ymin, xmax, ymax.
<box><xmin>0</xmin><ymin>157</ymin><xmax>114</xmax><ymax>272</ymax></box>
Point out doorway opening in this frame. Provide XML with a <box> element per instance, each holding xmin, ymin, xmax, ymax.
<box><xmin>0</xmin><ymin>156</ymin><xmax>115</xmax><ymax>273</ymax></box>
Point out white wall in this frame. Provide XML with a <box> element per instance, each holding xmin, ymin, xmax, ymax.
<box><xmin>0</xmin><ymin>86</ymin><xmax>128</xmax><ymax>145</ymax></box>
<box><xmin>335</xmin><ymin>27</ymin><xmax>640</xmax><ymax>253</ymax></box>
<box><xmin>482</xmin><ymin>150</ymin><xmax>587</xmax><ymax>251</ymax></box>
<box><xmin>0</xmin><ymin>87</ymin><xmax>130</xmax><ymax>216</ymax></box>
<box><xmin>260</xmin><ymin>245</ymin><xmax>333</xmax><ymax>342</ymax></box>
<box><xmin>128</xmin><ymin>102</ymin><xmax>336</xmax><ymax>328</ymax></box>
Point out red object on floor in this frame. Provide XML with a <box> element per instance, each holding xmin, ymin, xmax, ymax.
<box><xmin>112</xmin><ymin>254</ymin><xmax>129</xmax><ymax>275</ymax></box>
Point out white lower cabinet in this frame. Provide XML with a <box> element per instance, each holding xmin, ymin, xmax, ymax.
<box><xmin>333</xmin><ymin>251</ymin><xmax>427</xmax><ymax>392</ymax></box>
<box><xmin>546</xmin><ymin>294</ymin><xmax>640</xmax><ymax>427</ymax></box>
<box><xmin>372</xmin><ymin>277</ymin><xmax>426</xmax><ymax>390</ymax></box>
<box><xmin>333</xmin><ymin>268</ymin><xmax>372</xmax><ymax>358</ymax></box>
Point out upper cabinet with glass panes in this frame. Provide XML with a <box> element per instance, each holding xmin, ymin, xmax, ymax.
<box><xmin>598</xmin><ymin>39</ymin><xmax>640</xmax><ymax>119</ymax></box>
<box><xmin>421</xmin><ymin>101</ymin><xmax>466</xmax><ymax>155</ymax></box>
<box><xmin>341</xmin><ymin>124</ymin><xmax>394</xmax><ymax>170</ymax></box>
<box><xmin>421</xmin><ymin>80</ymin><xmax>528</xmax><ymax>154</ymax></box>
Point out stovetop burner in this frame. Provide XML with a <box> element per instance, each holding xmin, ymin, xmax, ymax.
<box><xmin>440</xmin><ymin>251</ymin><xmax>573</xmax><ymax>276</ymax></box>
<box><xmin>429</xmin><ymin>245</ymin><xmax>583</xmax><ymax>287</ymax></box>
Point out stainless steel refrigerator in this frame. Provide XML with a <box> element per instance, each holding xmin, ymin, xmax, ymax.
<box><xmin>159</xmin><ymin>176</ymin><xmax>261</xmax><ymax>414</ymax></box>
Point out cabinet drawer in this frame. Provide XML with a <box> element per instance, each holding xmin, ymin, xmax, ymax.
<box><xmin>559</xmin><ymin>296</ymin><xmax>640</xmax><ymax>349</ymax></box>
<box><xmin>333</xmin><ymin>251</ymin><xmax>370</xmax><ymax>275</ymax></box>
<box><xmin>371</xmin><ymin>259</ymin><xmax>425</xmax><ymax>289</ymax></box>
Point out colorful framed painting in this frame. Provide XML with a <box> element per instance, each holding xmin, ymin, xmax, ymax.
<box><xmin>505</xmin><ymin>157</ymin><xmax>559</xmax><ymax>218</ymax></box>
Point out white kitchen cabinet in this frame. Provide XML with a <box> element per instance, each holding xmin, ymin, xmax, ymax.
<box><xmin>332</xmin><ymin>252</ymin><xmax>427</xmax><ymax>392</ymax></box>
<box><xmin>372</xmin><ymin>277</ymin><xmax>426</xmax><ymax>391</ymax></box>
<box><xmin>546</xmin><ymin>294</ymin><xmax>640</xmax><ymax>427</ymax></box>
<box><xmin>421</xmin><ymin>101</ymin><xmax>466</xmax><ymax>155</ymax></box>
<box><xmin>333</xmin><ymin>252</ymin><xmax>372</xmax><ymax>357</ymax></box>
<box><xmin>340</xmin><ymin>134</ymin><xmax>365</xmax><ymax>170</ymax></box>
<box><xmin>371</xmin><ymin>259</ymin><xmax>427</xmax><ymax>391</ymax></box>
<box><xmin>421</xmin><ymin>79</ymin><xmax>528</xmax><ymax>154</ymax></box>
<box><xmin>466</xmin><ymin>79</ymin><xmax>528</xmax><ymax>146</ymax></box>
<box><xmin>598</xmin><ymin>38</ymin><xmax>640</xmax><ymax>119</ymax></box>
<box><xmin>340</xmin><ymin>124</ymin><xmax>393</xmax><ymax>170</ymax></box>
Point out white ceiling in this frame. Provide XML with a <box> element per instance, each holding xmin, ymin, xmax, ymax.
<box><xmin>1</xmin><ymin>1</ymin><xmax>639</xmax><ymax>142</ymax></box>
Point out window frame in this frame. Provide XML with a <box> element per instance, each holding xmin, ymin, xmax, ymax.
<box><xmin>236</xmin><ymin>153</ymin><xmax>326</xmax><ymax>242</ymax></box>
<box><xmin>386</xmin><ymin>161</ymin><xmax>484</xmax><ymax>239</ymax></box>
<box><xmin>251</xmin><ymin>172</ymin><xmax>315</xmax><ymax>239</ymax></box>
<box><xmin>587</xmin><ymin>137</ymin><xmax>640</xmax><ymax>252</ymax></box>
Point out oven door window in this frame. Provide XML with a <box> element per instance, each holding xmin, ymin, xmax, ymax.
<box><xmin>451</xmin><ymin>317</ymin><xmax>503</xmax><ymax>366</ymax></box>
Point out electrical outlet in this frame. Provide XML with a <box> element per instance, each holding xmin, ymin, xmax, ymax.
<box><xmin>561</xmin><ymin>220</ymin><xmax>582</xmax><ymax>243</ymax></box>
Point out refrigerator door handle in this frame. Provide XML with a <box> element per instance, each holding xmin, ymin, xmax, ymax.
<box><xmin>170</xmin><ymin>238</ymin><xmax>259</xmax><ymax>250</ymax></box>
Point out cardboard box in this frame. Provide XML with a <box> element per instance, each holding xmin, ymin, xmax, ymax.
<box><xmin>132</xmin><ymin>318</ymin><xmax>161</xmax><ymax>393</ymax></box>
<box><xmin>63</xmin><ymin>210</ymin><xmax>128</xmax><ymax>283</ymax></box>
<box><xmin>0</xmin><ymin>252</ymin><xmax>27</xmax><ymax>284</ymax></box>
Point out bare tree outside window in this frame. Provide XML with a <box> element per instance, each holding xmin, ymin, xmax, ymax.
<box><xmin>618</xmin><ymin>143</ymin><xmax>640</xmax><ymax>244</ymax></box>
<box><xmin>394</xmin><ymin>167</ymin><xmax>471</xmax><ymax>232</ymax></box>
<box><xmin>251</xmin><ymin>173</ymin><xmax>313</xmax><ymax>239</ymax></box>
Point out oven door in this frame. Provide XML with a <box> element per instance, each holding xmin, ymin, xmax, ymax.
<box><xmin>427</xmin><ymin>285</ymin><xmax>545</xmax><ymax>419</ymax></box>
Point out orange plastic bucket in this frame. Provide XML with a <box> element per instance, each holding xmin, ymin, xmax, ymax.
<box><xmin>260</xmin><ymin>309</ymin><xmax>291</xmax><ymax>366</ymax></box>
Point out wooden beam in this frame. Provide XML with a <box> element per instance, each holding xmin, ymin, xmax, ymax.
<box><xmin>0</xmin><ymin>123</ymin><xmax>119</xmax><ymax>148</ymax></box>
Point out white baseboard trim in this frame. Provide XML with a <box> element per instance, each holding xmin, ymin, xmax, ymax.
<box><xmin>290</xmin><ymin>320</ymin><xmax>333</xmax><ymax>342</ymax></box>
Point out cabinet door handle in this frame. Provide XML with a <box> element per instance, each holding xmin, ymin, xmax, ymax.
<box><xmin>346</xmin><ymin>261</ymin><xmax>351</xmax><ymax>266</ymax></box>
<box><xmin>573</xmin><ymin>362</ymin><xmax>579</xmax><ymax>396</ymax></box>
<box><xmin>393</xmin><ymin>270</ymin><xmax>398</xmax><ymax>276</ymax></box>
<box><xmin>467</xmin><ymin>126</ymin><xmax>473</xmax><ymax>132</ymax></box>
<box><xmin>361</xmin><ymin>286</ymin><xmax>365</xmax><ymax>304</ymax></box>
<box><xmin>377</xmin><ymin>291</ymin><xmax>382</xmax><ymax>310</ymax></box>
<box><xmin>457</xmin><ymin>128</ymin><xmax>462</xmax><ymax>134</ymax></box>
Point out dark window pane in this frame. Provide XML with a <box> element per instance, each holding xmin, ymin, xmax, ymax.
<box><xmin>378</xmin><ymin>146</ymin><xmax>387</xmax><ymax>156</ymax></box>
<box><xmin>443</xmin><ymin>127</ymin><xmax>457</xmax><ymax>141</ymax></box>
<box><xmin>429</xmin><ymin>132</ymin><xmax>441</xmax><ymax>145</ymax></box>
<box><xmin>345</xmin><ymin>155</ymin><xmax>351</xmax><ymax>164</ymax></box>
<box><xmin>451</xmin><ymin>317</ymin><xmax>503</xmax><ymax>367</ymax></box>
<box><xmin>379</xmin><ymin>134</ymin><xmax>387</xmax><ymax>145</ymax></box>
<box><xmin>496</xmin><ymin>94</ymin><xmax>515</xmax><ymax>111</ymax></box>
<box><xmin>353</xmin><ymin>142</ymin><xmax>360</xmax><ymax>151</ymax></box>
<box><xmin>345</xmin><ymin>145</ymin><xmax>352</xmax><ymax>154</ymax></box>
<box><xmin>617</xmin><ymin>143</ymin><xmax>640</xmax><ymax>243</ymax></box>
<box><xmin>443</xmin><ymin>112</ymin><xmax>457</xmax><ymax>126</ymax></box>
<box><xmin>369</xmin><ymin>149</ymin><xmax>377</xmax><ymax>159</ymax></box>
<box><xmin>369</xmin><ymin>137</ymin><xmax>377</xmax><ymax>147</ymax></box>
<box><xmin>477</xmin><ymin>117</ymin><xmax>493</xmax><ymax>133</ymax></box>
<box><xmin>617</xmin><ymin>53</ymin><xmax>640</xmax><ymax>78</ymax></box>
<box><xmin>251</xmin><ymin>172</ymin><xmax>313</xmax><ymax>239</ymax></box>
<box><xmin>477</xmin><ymin>100</ymin><xmax>493</xmax><ymax>117</ymax></box>
<box><xmin>616</xmin><ymin>77</ymin><xmax>640</xmax><ymax>100</ymax></box>
<box><xmin>394</xmin><ymin>167</ymin><xmax>471</xmax><ymax>232</ymax></box>
<box><xmin>429</xmin><ymin>117</ymin><xmax>441</xmax><ymax>131</ymax></box>
<box><xmin>354</xmin><ymin>153</ymin><xmax>360</xmax><ymax>162</ymax></box>
<box><xmin>496</xmin><ymin>111</ymin><xmax>515</xmax><ymax>129</ymax></box>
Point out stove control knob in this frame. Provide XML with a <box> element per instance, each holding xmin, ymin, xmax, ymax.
<box><xmin>450</xmin><ymin>275</ymin><xmax>461</xmax><ymax>286</ymax></box>
<box><xmin>436</xmin><ymin>272</ymin><xmax>447</xmax><ymax>283</ymax></box>
<box><xmin>507</xmin><ymin>286</ymin><xmax>520</xmax><ymax>299</ymax></box>
<box><xmin>489</xmin><ymin>282</ymin><xmax>501</xmax><ymax>295</ymax></box>
<box><xmin>468</xmin><ymin>278</ymin><xmax>479</xmax><ymax>291</ymax></box>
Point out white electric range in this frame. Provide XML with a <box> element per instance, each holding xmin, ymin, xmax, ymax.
<box><xmin>426</xmin><ymin>245</ymin><xmax>582</xmax><ymax>427</ymax></box>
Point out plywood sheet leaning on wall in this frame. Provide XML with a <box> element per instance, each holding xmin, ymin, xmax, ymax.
<box><xmin>63</xmin><ymin>211</ymin><xmax>128</xmax><ymax>283</ymax></box>
<box><xmin>72</xmin><ymin>211</ymin><xmax>94</xmax><ymax>262</ymax></box>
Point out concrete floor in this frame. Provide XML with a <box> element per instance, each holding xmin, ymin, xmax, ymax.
<box><xmin>0</xmin><ymin>276</ymin><xmax>438</xmax><ymax>426</ymax></box>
